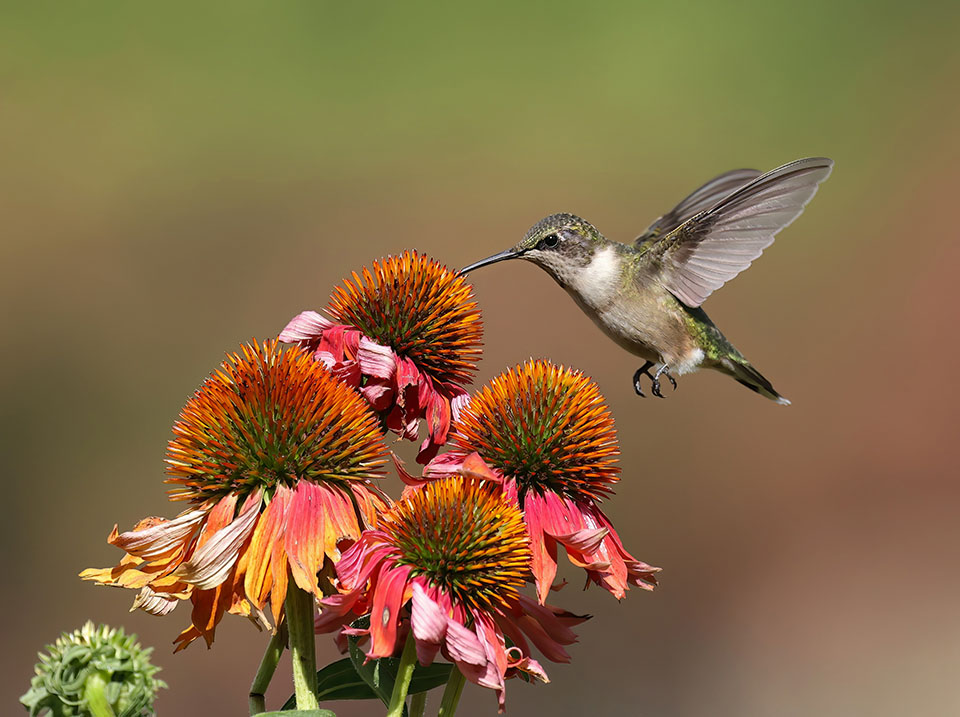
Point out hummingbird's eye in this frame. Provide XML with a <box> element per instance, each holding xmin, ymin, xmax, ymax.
<box><xmin>539</xmin><ymin>234</ymin><xmax>560</xmax><ymax>250</ymax></box>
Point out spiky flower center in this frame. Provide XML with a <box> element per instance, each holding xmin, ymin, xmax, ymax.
<box><xmin>166</xmin><ymin>340</ymin><xmax>386</xmax><ymax>502</ymax></box>
<box><xmin>451</xmin><ymin>360</ymin><xmax>619</xmax><ymax>501</ymax></box>
<box><xmin>383</xmin><ymin>476</ymin><xmax>529</xmax><ymax>612</ymax></box>
<box><xmin>327</xmin><ymin>251</ymin><xmax>482</xmax><ymax>385</ymax></box>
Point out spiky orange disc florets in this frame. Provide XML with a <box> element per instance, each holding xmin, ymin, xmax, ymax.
<box><xmin>166</xmin><ymin>340</ymin><xmax>387</xmax><ymax>502</ymax></box>
<box><xmin>327</xmin><ymin>251</ymin><xmax>482</xmax><ymax>385</ymax></box>
<box><xmin>383</xmin><ymin>476</ymin><xmax>530</xmax><ymax>612</ymax></box>
<box><xmin>452</xmin><ymin>359</ymin><xmax>619</xmax><ymax>501</ymax></box>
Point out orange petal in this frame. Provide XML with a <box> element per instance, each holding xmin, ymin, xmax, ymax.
<box><xmin>244</xmin><ymin>485</ymin><xmax>291</xmax><ymax>609</ymax></box>
<box><xmin>285</xmin><ymin>480</ymin><xmax>326</xmax><ymax>595</ymax></box>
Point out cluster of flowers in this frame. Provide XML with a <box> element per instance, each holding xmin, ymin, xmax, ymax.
<box><xmin>83</xmin><ymin>250</ymin><xmax>658</xmax><ymax>712</ymax></box>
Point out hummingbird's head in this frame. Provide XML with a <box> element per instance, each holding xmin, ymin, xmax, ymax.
<box><xmin>459</xmin><ymin>213</ymin><xmax>604</xmax><ymax>285</ymax></box>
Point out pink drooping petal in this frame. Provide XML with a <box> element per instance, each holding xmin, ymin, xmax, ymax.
<box><xmin>421</xmin><ymin>452</ymin><xmax>502</xmax><ymax>484</ymax></box>
<box><xmin>315</xmin><ymin>591</ymin><xmax>364</xmax><ymax>633</ymax></box>
<box><xmin>109</xmin><ymin>508</ymin><xmax>208</xmax><ymax>561</ymax></box>
<box><xmin>361</xmin><ymin>380</ymin><xmax>394</xmax><ymax>411</ymax></box>
<box><xmin>473</xmin><ymin>612</ymin><xmax>508</xmax><ymax>691</ymax></box>
<box><xmin>444</xmin><ymin>618</ymin><xmax>488</xmax><ymax>667</ymax></box>
<box><xmin>175</xmin><ymin>491</ymin><xmax>262</xmax><ymax>590</ymax></box>
<box><xmin>368</xmin><ymin>563</ymin><xmax>413</xmax><ymax>659</ymax></box>
<box><xmin>318</xmin><ymin>483</ymin><xmax>362</xmax><ymax>560</ymax></box>
<box><xmin>410</xmin><ymin>581</ymin><xmax>448</xmax><ymax>644</ymax></box>
<box><xmin>506</xmin><ymin>649</ymin><xmax>549</xmax><ymax>683</ymax></box>
<box><xmin>522</xmin><ymin>492</ymin><xmax>560</xmax><ymax>604</ymax></box>
<box><xmin>550</xmin><ymin>526</ymin><xmax>610</xmax><ymax>554</ymax></box>
<box><xmin>447</xmin><ymin>385</ymin><xmax>470</xmax><ymax>422</ymax></box>
<box><xmin>279</xmin><ymin>311</ymin><xmax>333</xmax><ymax>343</ymax></box>
<box><xmin>357</xmin><ymin>338</ymin><xmax>397</xmax><ymax>379</ymax></box>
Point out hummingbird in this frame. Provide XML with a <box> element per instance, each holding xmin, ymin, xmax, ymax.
<box><xmin>460</xmin><ymin>157</ymin><xmax>834</xmax><ymax>403</ymax></box>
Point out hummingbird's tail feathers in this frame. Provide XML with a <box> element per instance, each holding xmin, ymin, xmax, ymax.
<box><xmin>720</xmin><ymin>357</ymin><xmax>791</xmax><ymax>405</ymax></box>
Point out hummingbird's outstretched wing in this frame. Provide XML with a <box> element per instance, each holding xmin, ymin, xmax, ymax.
<box><xmin>634</xmin><ymin>168</ymin><xmax>761</xmax><ymax>247</ymax></box>
<box><xmin>641</xmin><ymin>157</ymin><xmax>834</xmax><ymax>308</ymax></box>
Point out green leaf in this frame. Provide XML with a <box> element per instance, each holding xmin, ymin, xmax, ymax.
<box><xmin>259</xmin><ymin>710</ymin><xmax>337</xmax><ymax>716</ymax></box>
<box><xmin>346</xmin><ymin>616</ymin><xmax>453</xmax><ymax>706</ymax></box>
<box><xmin>282</xmin><ymin>617</ymin><xmax>455</xmax><ymax>710</ymax></box>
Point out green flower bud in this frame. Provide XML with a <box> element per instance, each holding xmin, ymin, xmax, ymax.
<box><xmin>21</xmin><ymin>622</ymin><xmax>165</xmax><ymax>717</ymax></box>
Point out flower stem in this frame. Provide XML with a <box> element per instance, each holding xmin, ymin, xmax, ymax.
<box><xmin>248</xmin><ymin>623</ymin><xmax>287</xmax><ymax>715</ymax></box>
<box><xmin>83</xmin><ymin>671</ymin><xmax>116</xmax><ymax>717</ymax></box>
<box><xmin>285</xmin><ymin>585</ymin><xmax>320</xmax><ymax>710</ymax></box>
<box><xmin>409</xmin><ymin>690</ymin><xmax>427</xmax><ymax>717</ymax></box>
<box><xmin>436</xmin><ymin>666</ymin><xmax>466</xmax><ymax>717</ymax></box>
<box><xmin>386</xmin><ymin>631</ymin><xmax>419</xmax><ymax>717</ymax></box>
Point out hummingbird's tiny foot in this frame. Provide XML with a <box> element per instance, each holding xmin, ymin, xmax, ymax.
<box><xmin>632</xmin><ymin>372</ymin><xmax>646</xmax><ymax>397</ymax></box>
<box><xmin>651</xmin><ymin>378</ymin><xmax>664</xmax><ymax>398</ymax></box>
<box><xmin>653</xmin><ymin>364</ymin><xmax>678</xmax><ymax>392</ymax></box>
<box><xmin>633</xmin><ymin>361</ymin><xmax>656</xmax><ymax>398</ymax></box>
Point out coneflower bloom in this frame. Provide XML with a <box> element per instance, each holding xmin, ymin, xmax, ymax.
<box><xmin>82</xmin><ymin>340</ymin><xmax>389</xmax><ymax>650</ymax></box>
<box><xmin>415</xmin><ymin>359</ymin><xmax>660</xmax><ymax>604</ymax></box>
<box><xmin>315</xmin><ymin>476</ymin><xmax>587</xmax><ymax>711</ymax></box>
<box><xmin>279</xmin><ymin>251</ymin><xmax>483</xmax><ymax>463</ymax></box>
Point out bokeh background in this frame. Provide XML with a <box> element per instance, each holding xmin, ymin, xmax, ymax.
<box><xmin>4</xmin><ymin>2</ymin><xmax>960</xmax><ymax>715</ymax></box>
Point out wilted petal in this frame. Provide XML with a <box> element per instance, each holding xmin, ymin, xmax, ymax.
<box><xmin>175</xmin><ymin>492</ymin><xmax>262</xmax><ymax>590</ymax></box>
<box><xmin>360</xmin><ymin>380</ymin><xmax>394</xmax><ymax>411</ymax></box>
<box><xmin>551</xmin><ymin>526</ymin><xmax>609</xmax><ymax>554</ymax></box>
<box><xmin>132</xmin><ymin>586</ymin><xmax>180</xmax><ymax>616</ymax></box>
<box><xmin>110</xmin><ymin>508</ymin><xmax>208</xmax><ymax>562</ymax></box>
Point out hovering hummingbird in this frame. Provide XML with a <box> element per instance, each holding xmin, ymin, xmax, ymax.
<box><xmin>460</xmin><ymin>157</ymin><xmax>834</xmax><ymax>403</ymax></box>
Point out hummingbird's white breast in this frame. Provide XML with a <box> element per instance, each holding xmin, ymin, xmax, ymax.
<box><xmin>567</xmin><ymin>245</ymin><xmax>620</xmax><ymax>309</ymax></box>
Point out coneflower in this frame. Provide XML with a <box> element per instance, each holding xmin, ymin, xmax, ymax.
<box><xmin>279</xmin><ymin>250</ymin><xmax>483</xmax><ymax>462</ymax></box>
<box><xmin>82</xmin><ymin>340</ymin><xmax>389</xmax><ymax>650</ymax></box>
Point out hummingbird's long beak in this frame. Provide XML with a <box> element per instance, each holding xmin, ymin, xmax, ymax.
<box><xmin>458</xmin><ymin>248</ymin><xmax>522</xmax><ymax>275</ymax></box>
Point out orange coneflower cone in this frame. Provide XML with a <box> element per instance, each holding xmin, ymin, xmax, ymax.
<box><xmin>410</xmin><ymin>359</ymin><xmax>660</xmax><ymax>604</ymax></box>
<box><xmin>81</xmin><ymin>340</ymin><xmax>390</xmax><ymax>650</ymax></box>
<box><xmin>314</xmin><ymin>476</ymin><xmax>589</xmax><ymax>712</ymax></box>
<box><xmin>279</xmin><ymin>250</ymin><xmax>483</xmax><ymax>463</ymax></box>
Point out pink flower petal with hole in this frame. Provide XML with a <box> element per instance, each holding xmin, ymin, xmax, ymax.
<box><xmin>174</xmin><ymin>491</ymin><xmax>262</xmax><ymax>590</ymax></box>
<box><xmin>368</xmin><ymin>563</ymin><xmax>413</xmax><ymax>659</ymax></box>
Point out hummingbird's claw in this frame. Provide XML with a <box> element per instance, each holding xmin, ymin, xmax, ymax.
<box><xmin>655</xmin><ymin>364</ymin><xmax>678</xmax><ymax>392</ymax></box>
<box><xmin>634</xmin><ymin>362</ymin><xmax>676</xmax><ymax>399</ymax></box>
<box><xmin>633</xmin><ymin>361</ymin><xmax>655</xmax><ymax>398</ymax></box>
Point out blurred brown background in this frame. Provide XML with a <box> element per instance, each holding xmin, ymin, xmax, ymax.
<box><xmin>4</xmin><ymin>3</ymin><xmax>960</xmax><ymax>715</ymax></box>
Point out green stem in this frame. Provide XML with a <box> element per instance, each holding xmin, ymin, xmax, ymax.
<box><xmin>84</xmin><ymin>671</ymin><xmax>116</xmax><ymax>717</ymax></box>
<box><xmin>436</xmin><ymin>666</ymin><xmax>466</xmax><ymax>717</ymax></box>
<box><xmin>409</xmin><ymin>690</ymin><xmax>427</xmax><ymax>717</ymax></box>
<box><xmin>248</xmin><ymin>623</ymin><xmax>287</xmax><ymax>715</ymax></box>
<box><xmin>285</xmin><ymin>584</ymin><xmax>320</xmax><ymax>710</ymax></box>
<box><xmin>386</xmin><ymin>631</ymin><xmax>419</xmax><ymax>717</ymax></box>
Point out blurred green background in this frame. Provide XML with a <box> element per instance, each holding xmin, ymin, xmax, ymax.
<box><xmin>4</xmin><ymin>2</ymin><xmax>959</xmax><ymax>715</ymax></box>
